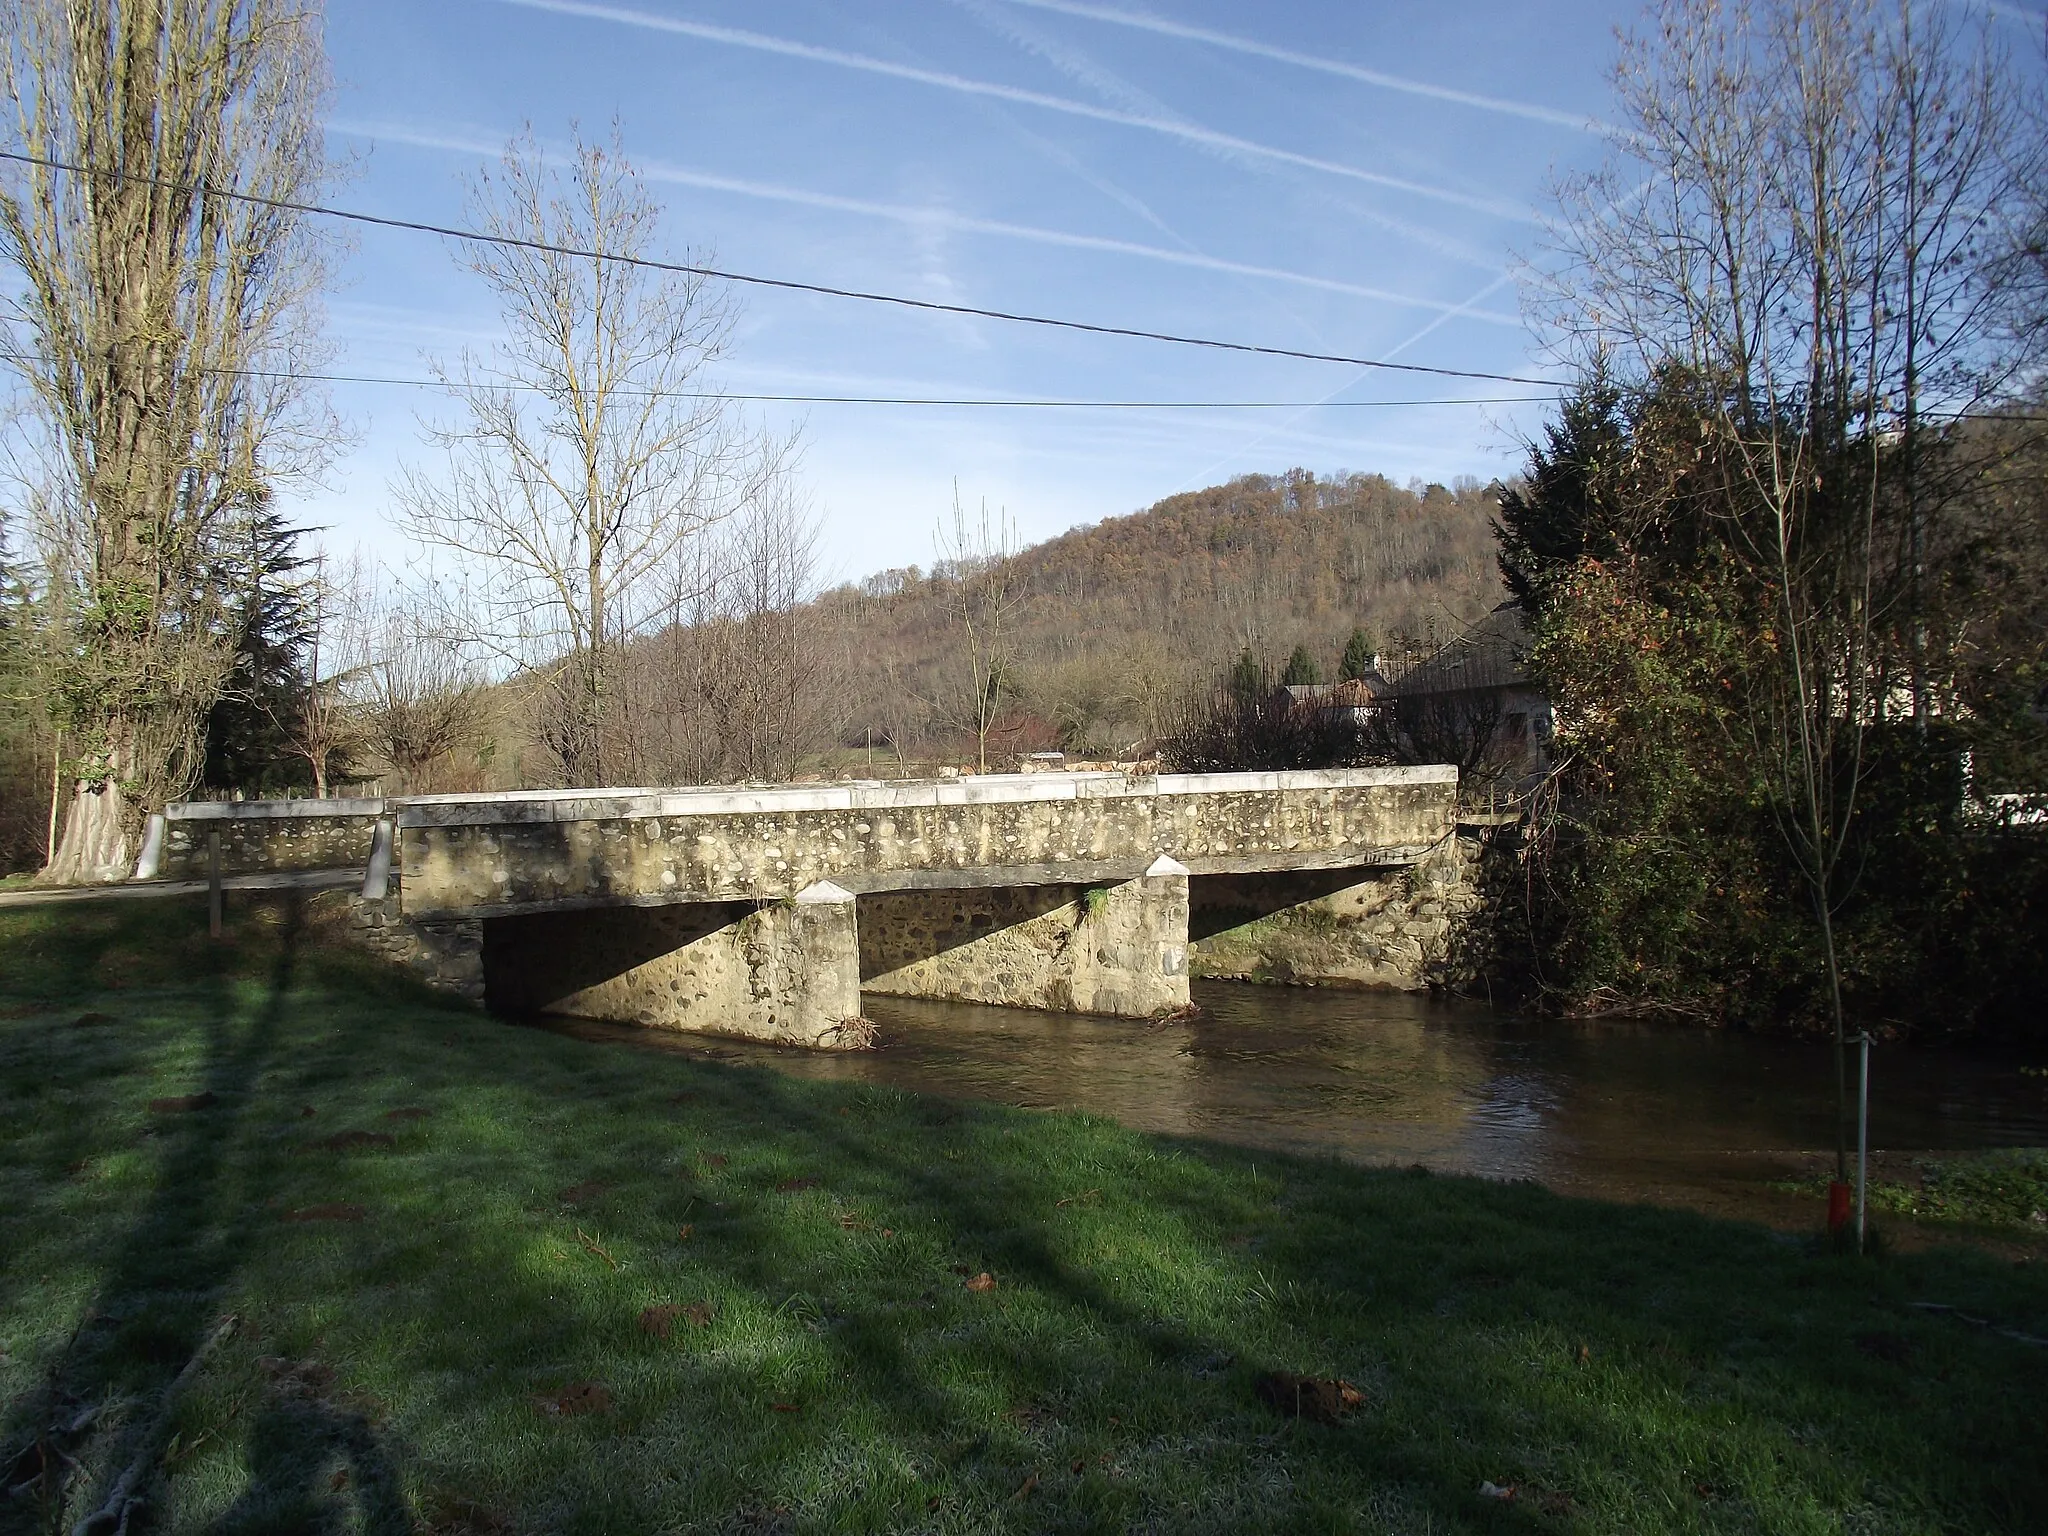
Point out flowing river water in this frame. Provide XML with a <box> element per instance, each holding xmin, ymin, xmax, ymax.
<box><xmin>535</xmin><ymin>981</ymin><xmax>2048</xmax><ymax>1231</ymax></box>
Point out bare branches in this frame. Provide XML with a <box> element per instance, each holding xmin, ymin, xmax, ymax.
<box><xmin>393</xmin><ymin>126</ymin><xmax>784</xmax><ymax>787</ymax></box>
<box><xmin>935</xmin><ymin>489</ymin><xmax>1024</xmax><ymax>773</ymax></box>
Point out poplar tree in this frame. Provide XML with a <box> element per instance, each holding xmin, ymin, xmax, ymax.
<box><xmin>0</xmin><ymin>0</ymin><xmax>339</xmax><ymax>880</ymax></box>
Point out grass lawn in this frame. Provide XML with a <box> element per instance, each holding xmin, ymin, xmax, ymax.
<box><xmin>3</xmin><ymin>894</ymin><xmax>2045</xmax><ymax>1535</ymax></box>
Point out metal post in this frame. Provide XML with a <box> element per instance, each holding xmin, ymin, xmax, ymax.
<box><xmin>1855</xmin><ymin>1032</ymin><xmax>1871</xmax><ymax>1256</ymax></box>
<box><xmin>208</xmin><ymin>829</ymin><xmax>223</xmax><ymax>940</ymax></box>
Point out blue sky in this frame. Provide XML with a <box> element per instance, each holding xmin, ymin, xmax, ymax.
<box><xmin>303</xmin><ymin>0</ymin><xmax>1648</xmax><ymax>581</ymax></box>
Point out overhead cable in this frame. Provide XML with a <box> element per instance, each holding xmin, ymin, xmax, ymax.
<box><xmin>0</xmin><ymin>148</ymin><xmax>1560</xmax><ymax>389</ymax></box>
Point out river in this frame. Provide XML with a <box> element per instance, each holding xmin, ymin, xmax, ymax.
<box><xmin>534</xmin><ymin>980</ymin><xmax>2048</xmax><ymax>1230</ymax></box>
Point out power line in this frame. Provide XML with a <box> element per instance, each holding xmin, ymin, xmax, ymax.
<box><xmin>190</xmin><ymin>363</ymin><xmax>1558</xmax><ymax>408</ymax></box>
<box><xmin>0</xmin><ymin>349</ymin><xmax>1546</xmax><ymax>406</ymax></box>
<box><xmin>0</xmin><ymin>147</ymin><xmax>1560</xmax><ymax>389</ymax></box>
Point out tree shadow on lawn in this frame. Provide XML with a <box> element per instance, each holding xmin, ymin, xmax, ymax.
<box><xmin>340</xmin><ymin>1019</ymin><xmax>2048</xmax><ymax>1533</ymax></box>
<box><xmin>9</xmin><ymin>913</ymin><xmax>2048</xmax><ymax>1533</ymax></box>
<box><xmin>0</xmin><ymin>895</ymin><xmax>416</xmax><ymax>1536</ymax></box>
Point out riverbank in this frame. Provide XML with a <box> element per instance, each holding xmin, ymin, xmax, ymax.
<box><xmin>4</xmin><ymin>894</ymin><xmax>2046</xmax><ymax>1533</ymax></box>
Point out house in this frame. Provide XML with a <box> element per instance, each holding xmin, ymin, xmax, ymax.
<box><xmin>1379</xmin><ymin>605</ymin><xmax>1552</xmax><ymax>787</ymax></box>
<box><xmin>1282</xmin><ymin>672</ymin><xmax>1393</xmax><ymax>727</ymax></box>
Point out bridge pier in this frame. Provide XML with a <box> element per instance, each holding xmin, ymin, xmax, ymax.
<box><xmin>860</xmin><ymin>856</ymin><xmax>1190</xmax><ymax>1018</ymax></box>
<box><xmin>478</xmin><ymin>881</ymin><xmax>868</xmax><ymax>1047</ymax></box>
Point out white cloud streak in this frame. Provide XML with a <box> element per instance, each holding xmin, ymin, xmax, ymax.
<box><xmin>488</xmin><ymin>0</ymin><xmax>1535</xmax><ymax>222</ymax></box>
<box><xmin>993</xmin><ymin>0</ymin><xmax>1610</xmax><ymax>134</ymax></box>
<box><xmin>332</xmin><ymin>119</ymin><xmax>1522</xmax><ymax>324</ymax></box>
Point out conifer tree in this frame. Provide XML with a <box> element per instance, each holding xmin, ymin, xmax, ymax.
<box><xmin>200</xmin><ymin>493</ymin><xmax>314</xmax><ymax>796</ymax></box>
<box><xmin>1340</xmin><ymin>628</ymin><xmax>1377</xmax><ymax>681</ymax></box>
<box><xmin>1228</xmin><ymin>647</ymin><xmax>1262</xmax><ymax>700</ymax></box>
<box><xmin>1281</xmin><ymin>645</ymin><xmax>1321</xmax><ymax>688</ymax></box>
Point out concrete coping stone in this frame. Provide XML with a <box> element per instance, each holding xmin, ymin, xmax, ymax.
<box><xmin>793</xmin><ymin>880</ymin><xmax>856</xmax><ymax>905</ymax></box>
<box><xmin>168</xmin><ymin>797</ymin><xmax>386</xmax><ymax>821</ymax></box>
<box><xmin>365</xmin><ymin>766</ymin><xmax>1461</xmax><ymax>830</ymax></box>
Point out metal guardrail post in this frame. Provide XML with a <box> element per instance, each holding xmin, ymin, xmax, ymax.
<box><xmin>207</xmin><ymin>829</ymin><xmax>223</xmax><ymax>939</ymax></box>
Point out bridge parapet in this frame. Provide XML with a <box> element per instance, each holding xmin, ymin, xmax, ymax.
<box><xmin>394</xmin><ymin>766</ymin><xmax>1458</xmax><ymax>918</ymax></box>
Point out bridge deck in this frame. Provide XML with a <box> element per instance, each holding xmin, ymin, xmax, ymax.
<box><xmin>395</xmin><ymin>766</ymin><xmax>1458</xmax><ymax>918</ymax></box>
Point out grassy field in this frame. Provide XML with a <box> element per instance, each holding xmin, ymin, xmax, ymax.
<box><xmin>3</xmin><ymin>895</ymin><xmax>2046</xmax><ymax>1535</ymax></box>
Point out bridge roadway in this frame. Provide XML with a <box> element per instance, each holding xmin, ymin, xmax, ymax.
<box><xmin>165</xmin><ymin>766</ymin><xmax>1460</xmax><ymax>1048</ymax></box>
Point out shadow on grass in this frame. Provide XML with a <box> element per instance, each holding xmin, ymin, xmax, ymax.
<box><xmin>4</xmin><ymin>895</ymin><xmax>2047</xmax><ymax>1533</ymax></box>
<box><xmin>0</xmin><ymin>895</ymin><xmax>417</xmax><ymax>1536</ymax></box>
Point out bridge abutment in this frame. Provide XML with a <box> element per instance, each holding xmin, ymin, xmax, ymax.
<box><xmin>859</xmin><ymin>857</ymin><xmax>1190</xmax><ymax>1017</ymax></box>
<box><xmin>476</xmin><ymin>882</ymin><xmax>868</xmax><ymax>1047</ymax></box>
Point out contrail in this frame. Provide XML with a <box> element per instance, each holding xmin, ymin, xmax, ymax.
<box><xmin>993</xmin><ymin>0</ymin><xmax>1610</xmax><ymax>135</ymax></box>
<box><xmin>945</xmin><ymin>0</ymin><xmax>1504</xmax><ymax>272</ymax></box>
<box><xmin>490</xmin><ymin>0</ymin><xmax>1535</xmax><ymax>222</ymax></box>
<box><xmin>338</xmin><ymin>120</ymin><xmax>1522</xmax><ymax>324</ymax></box>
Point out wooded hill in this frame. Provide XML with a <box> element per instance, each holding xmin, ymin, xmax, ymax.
<box><xmin>813</xmin><ymin>470</ymin><xmax>1506</xmax><ymax>763</ymax></box>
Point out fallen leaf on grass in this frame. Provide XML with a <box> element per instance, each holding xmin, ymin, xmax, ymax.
<box><xmin>677</xmin><ymin>1224</ymin><xmax>694</xmax><ymax>1240</ymax></box>
<box><xmin>965</xmin><ymin>1272</ymin><xmax>998</xmax><ymax>1293</ymax></box>
<box><xmin>1253</xmin><ymin>1371</ymin><xmax>1364</xmax><ymax>1425</ymax></box>
<box><xmin>382</xmin><ymin>1106</ymin><xmax>432</xmax><ymax>1122</ymax></box>
<box><xmin>1011</xmin><ymin>1472</ymin><xmax>1038</xmax><ymax>1501</ymax></box>
<box><xmin>282</xmin><ymin>1203</ymin><xmax>366</xmax><ymax>1223</ymax></box>
<box><xmin>771</xmin><ymin>1401</ymin><xmax>800</xmax><ymax>1413</ymax></box>
<box><xmin>776</xmin><ymin>1176</ymin><xmax>822</xmax><ymax>1193</ymax></box>
<box><xmin>703</xmin><ymin>1154</ymin><xmax>728</xmax><ymax>1169</ymax></box>
<box><xmin>557</xmin><ymin>1181</ymin><xmax>608</xmax><ymax>1206</ymax></box>
<box><xmin>1070</xmin><ymin>1459</ymin><xmax>1085</xmax><ymax>1475</ymax></box>
<box><xmin>1055</xmin><ymin>1189</ymin><xmax>1100</xmax><ymax>1208</ymax></box>
<box><xmin>684</xmin><ymin>1302</ymin><xmax>715</xmax><ymax>1328</ymax></box>
<box><xmin>149</xmin><ymin>1092</ymin><xmax>217</xmax><ymax>1114</ymax></box>
<box><xmin>1478</xmin><ymin>1481</ymin><xmax>1516</xmax><ymax>1501</ymax></box>
<box><xmin>310</xmin><ymin>1130</ymin><xmax>395</xmax><ymax>1153</ymax></box>
<box><xmin>534</xmin><ymin>1382</ymin><xmax>610</xmax><ymax>1417</ymax></box>
<box><xmin>575</xmin><ymin>1228</ymin><xmax>620</xmax><ymax>1270</ymax></box>
<box><xmin>640</xmin><ymin>1305</ymin><xmax>685</xmax><ymax>1339</ymax></box>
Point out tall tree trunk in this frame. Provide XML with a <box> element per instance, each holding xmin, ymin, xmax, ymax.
<box><xmin>45</xmin><ymin>777</ymin><xmax>132</xmax><ymax>884</ymax></box>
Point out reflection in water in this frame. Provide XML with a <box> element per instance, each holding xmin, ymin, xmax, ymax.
<box><xmin>533</xmin><ymin>981</ymin><xmax>2048</xmax><ymax>1224</ymax></box>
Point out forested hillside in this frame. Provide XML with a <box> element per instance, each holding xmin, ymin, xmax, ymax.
<box><xmin>814</xmin><ymin>469</ymin><xmax>1504</xmax><ymax>762</ymax></box>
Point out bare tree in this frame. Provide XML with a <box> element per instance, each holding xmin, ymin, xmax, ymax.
<box><xmin>394</xmin><ymin>127</ymin><xmax>782</xmax><ymax>789</ymax></box>
<box><xmin>622</xmin><ymin>477</ymin><xmax>842</xmax><ymax>785</ymax></box>
<box><xmin>1</xmin><ymin>0</ymin><xmax>340</xmax><ymax>880</ymax></box>
<box><xmin>289</xmin><ymin>548</ymin><xmax>371</xmax><ymax>797</ymax></box>
<box><xmin>935</xmin><ymin>488</ymin><xmax>1023</xmax><ymax>773</ymax></box>
<box><xmin>354</xmin><ymin>601</ymin><xmax>486</xmax><ymax>794</ymax></box>
<box><xmin>1537</xmin><ymin>0</ymin><xmax>2034</xmax><ymax>1177</ymax></box>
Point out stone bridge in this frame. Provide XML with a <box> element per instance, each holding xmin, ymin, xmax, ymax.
<box><xmin>160</xmin><ymin>766</ymin><xmax>1465</xmax><ymax>1047</ymax></box>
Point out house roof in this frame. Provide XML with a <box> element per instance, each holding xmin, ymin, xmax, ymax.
<box><xmin>1387</xmin><ymin>604</ymin><xmax>1533</xmax><ymax>697</ymax></box>
<box><xmin>1285</xmin><ymin>675</ymin><xmax>1392</xmax><ymax>706</ymax></box>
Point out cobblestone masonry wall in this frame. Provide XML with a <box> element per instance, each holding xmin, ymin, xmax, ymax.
<box><xmin>164</xmin><ymin>802</ymin><xmax>382</xmax><ymax>878</ymax></box>
<box><xmin>396</xmin><ymin>770</ymin><xmax>1456</xmax><ymax>917</ymax></box>
<box><xmin>1188</xmin><ymin>831</ymin><xmax>1485</xmax><ymax>992</ymax></box>
<box><xmin>859</xmin><ymin>868</ymin><xmax>1189</xmax><ymax>1017</ymax></box>
<box><xmin>347</xmin><ymin>873</ymin><xmax>484</xmax><ymax>1004</ymax></box>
